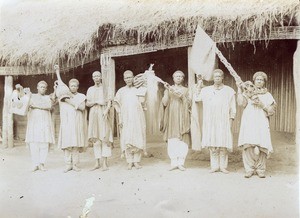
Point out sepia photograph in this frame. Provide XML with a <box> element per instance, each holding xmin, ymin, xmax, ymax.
<box><xmin>0</xmin><ymin>0</ymin><xmax>299</xmax><ymax>217</ymax></box>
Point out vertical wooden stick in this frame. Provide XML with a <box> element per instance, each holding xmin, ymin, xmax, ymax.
<box><xmin>101</xmin><ymin>56</ymin><xmax>116</xmax><ymax>142</ymax></box>
<box><xmin>187</xmin><ymin>46</ymin><xmax>195</xmax><ymax>88</ymax></box>
<box><xmin>2</xmin><ymin>76</ymin><xmax>13</xmax><ymax>148</ymax></box>
<box><xmin>293</xmin><ymin>40</ymin><xmax>300</xmax><ymax>146</ymax></box>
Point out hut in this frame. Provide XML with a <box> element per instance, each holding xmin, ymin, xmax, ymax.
<box><xmin>0</xmin><ymin>0</ymin><xmax>299</xmax><ymax>149</ymax></box>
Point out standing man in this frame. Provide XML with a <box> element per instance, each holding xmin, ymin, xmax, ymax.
<box><xmin>196</xmin><ymin>69</ymin><xmax>236</xmax><ymax>173</ymax></box>
<box><xmin>114</xmin><ymin>70</ymin><xmax>146</xmax><ymax>170</ymax></box>
<box><xmin>57</xmin><ymin>78</ymin><xmax>88</xmax><ymax>173</ymax></box>
<box><xmin>160</xmin><ymin>71</ymin><xmax>190</xmax><ymax>171</ymax></box>
<box><xmin>25</xmin><ymin>81</ymin><xmax>55</xmax><ymax>172</ymax></box>
<box><xmin>86</xmin><ymin>71</ymin><xmax>113</xmax><ymax>171</ymax></box>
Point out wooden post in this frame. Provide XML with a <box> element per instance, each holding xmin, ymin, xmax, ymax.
<box><xmin>101</xmin><ymin>55</ymin><xmax>116</xmax><ymax>142</ymax></box>
<box><xmin>293</xmin><ymin>40</ymin><xmax>300</xmax><ymax>146</ymax></box>
<box><xmin>2</xmin><ymin>76</ymin><xmax>14</xmax><ymax>148</ymax></box>
<box><xmin>187</xmin><ymin>46</ymin><xmax>195</xmax><ymax>88</ymax></box>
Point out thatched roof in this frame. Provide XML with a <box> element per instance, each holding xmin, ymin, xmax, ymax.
<box><xmin>0</xmin><ymin>0</ymin><xmax>299</xmax><ymax>75</ymax></box>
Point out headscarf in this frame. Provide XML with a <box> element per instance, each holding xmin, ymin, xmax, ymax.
<box><xmin>253</xmin><ymin>71</ymin><xmax>268</xmax><ymax>83</ymax></box>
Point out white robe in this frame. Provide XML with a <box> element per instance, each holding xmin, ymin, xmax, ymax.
<box><xmin>114</xmin><ymin>86</ymin><xmax>146</xmax><ymax>152</ymax></box>
<box><xmin>86</xmin><ymin>86</ymin><xmax>113</xmax><ymax>143</ymax></box>
<box><xmin>238</xmin><ymin>92</ymin><xmax>275</xmax><ymax>153</ymax></box>
<box><xmin>198</xmin><ymin>85</ymin><xmax>236</xmax><ymax>151</ymax></box>
<box><xmin>25</xmin><ymin>94</ymin><xmax>55</xmax><ymax>144</ymax></box>
<box><xmin>58</xmin><ymin>93</ymin><xmax>87</xmax><ymax>149</ymax></box>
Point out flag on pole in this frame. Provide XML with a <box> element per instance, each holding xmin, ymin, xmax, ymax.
<box><xmin>190</xmin><ymin>25</ymin><xmax>216</xmax><ymax>81</ymax></box>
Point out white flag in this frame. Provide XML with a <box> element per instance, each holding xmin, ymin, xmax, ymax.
<box><xmin>190</xmin><ymin>26</ymin><xmax>216</xmax><ymax>81</ymax></box>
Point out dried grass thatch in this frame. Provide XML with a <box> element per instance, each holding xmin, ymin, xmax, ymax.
<box><xmin>0</xmin><ymin>0</ymin><xmax>299</xmax><ymax>74</ymax></box>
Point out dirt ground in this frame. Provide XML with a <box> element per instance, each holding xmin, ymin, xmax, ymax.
<box><xmin>0</xmin><ymin>133</ymin><xmax>299</xmax><ymax>218</ymax></box>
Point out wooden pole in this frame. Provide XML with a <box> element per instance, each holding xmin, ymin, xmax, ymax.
<box><xmin>293</xmin><ymin>40</ymin><xmax>300</xmax><ymax>146</ymax></box>
<box><xmin>187</xmin><ymin>47</ymin><xmax>195</xmax><ymax>88</ymax></box>
<box><xmin>2</xmin><ymin>76</ymin><xmax>14</xmax><ymax>148</ymax></box>
<box><xmin>101</xmin><ymin>55</ymin><xmax>116</xmax><ymax>143</ymax></box>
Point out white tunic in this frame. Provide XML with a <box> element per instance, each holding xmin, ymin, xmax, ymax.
<box><xmin>114</xmin><ymin>86</ymin><xmax>146</xmax><ymax>152</ymax></box>
<box><xmin>198</xmin><ymin>85</ymin><xmax>236</xmax><ymax>151</ymax></box>
<box><xmin>86</xmin><ymin>86</ymin><xmax>113</xmax><ymax>143</ymax></box>
<box><xmin>25</xmin><ymin>94</ymin><xmax>55</xmax><ymax>144</ymax></box>
<box><xmin>238</xmin><ymin>92</ymin><xmax>275</xmax><ymax>153</ymax></box>
<box><xmin>57</xmin><ymin>93</ymin><xmax>87</xmax><ymax>149</ymax></box>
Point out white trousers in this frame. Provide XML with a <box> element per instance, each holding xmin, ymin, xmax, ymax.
<box><xmin>64</xmin><ymin>147</ymin><xmax>79</xmax><ymax>167</ymax></box>
<box><xmin>93</xmin><ymin>141</ymin><xmax>112</xmax><ymax>159</ymax></box>
<box><xmin>167</xmin><ymin>138</ymin><xmax>188</xmax><ymax>167</ymax></box>
<box><xmin>29</xmin><ymin>142</ymin><xmax>49</xmax><ymax>167</ymax></box>
<box><xmin>242</xmin><ymin>147</ymin><xmax>267</xmax><ymax>173</ymax></box>
<box><xmin>209</xmin><ymin>147</ymin><xmax>228</xmax><ymax>170</ymax></box>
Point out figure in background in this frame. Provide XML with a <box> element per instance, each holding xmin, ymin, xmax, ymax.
<box><xmin>237</xmin><ymin>71</ymin><xmax>276</xmax><ymax>178</ymax></box>
<box><xmin>160</xmin><ymin>71</ymin><xmax>190</xmax><ymax>171</ymax></box>
<box><xmin>196</xmin><ymin>69</ymin><xmax>236</xmax><ymax>173</ymax></box>
<box><xmin>190</xmin><ymin>74</ymin><xmax>204</xmax><ymax>151</ymax></box>
<box><xmin>57</xmin><ymin>78</ymin><xmax>87</xmax><ymax>173</ymax></box>
<box><xmin>86</xmin><ymin>71</ymin><xmax>113</xmax><ymax>171</ymax></box>
<box><xmin>114</xmin><ymin>70</ymin><xmax>146</xmax><ymax>170</ymax></box>
<box><xmin>25</xmin><ymin>81</ymin><xmax>55</xmax><ymax>172</ymax></box>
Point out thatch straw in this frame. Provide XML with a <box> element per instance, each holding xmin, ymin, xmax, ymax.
<box><xmin>0</xmin><ymin>0</ymin><xmax>299</xmax><ymax>74</ymax></box>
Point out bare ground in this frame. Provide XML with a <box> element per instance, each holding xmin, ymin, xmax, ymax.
<box><xmin>0</xmin><ymin>132</ymin><xmax>298</xmax><ymax>218</ymax></box>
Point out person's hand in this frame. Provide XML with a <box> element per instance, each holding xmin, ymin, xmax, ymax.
<box><xmin>197</xmin><ymin>79</ymin><xmax>203</xmax><ymax>86</ymax></box>
<box><xmin>96</xmin><ymin>101</ymin><xmax>105</xmax><ymax>106</ymax></box>
<box><xmin>54</xmin><ymin>64</ymin><xmax>59</xmax><ymax>71</ymax></box>
<box><xmin>173</xmin><ymin>90</ymin><xmax>183</xmax><ymax>98</ymax></box>
<box><xmin>230</xmin><ymin>118</ymin><xmax>233</xmax><ymax>128</ymax></box>
<box><xmin>143</xmin><ymin>151</ymin><xmax>148</xmax><ymax>157</ymax></box>
<box><xmin>23</xmin><ymin>87</ymin><xmax>31</xmax><ymax>94</ymax></box>
<box><xmin>164</xmin><ymin>82</ymin><xmax>170</xmax><ymax>90</ymax></box>
<box><xmin>118</xmin><ymin>123</ymin><xmax>123</xmax><ymax>129</ymax></box>
<box><xmin>253</xmin><ymin>99</ymin><xmax>264</xmax><ymax>108</ymax></box>
<box><xmin>236</xmin><ymin>81</ymin><xmax>243</xmax><ymax>88</ymax></box>
<box><xmin>102</xmin><ymin>109</ymin><xmax>109</xmax><ymax>119</ymax></box>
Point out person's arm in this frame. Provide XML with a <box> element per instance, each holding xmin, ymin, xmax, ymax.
<box><xmin>64</xmin><ymin>97</ymin><xmax>85</xmax><ymax>111</ymax></box>
<box><xmin>30</xmin><ymin>97</ymin><xmax>52</xmax><ymax>111</ymax></box>
<box><xmin>86</xmin><ymin>88</ymin><xmax>96</xmax><ymax>107</ymax></box>
<box><xmin>49</xmin><ymin>93</ymin><xmax>58</xmax><ymax>106</ymax></box>
<box><xmin>194</xmin><ymin>87</ymin><xmax>203</xmax><ymax>102</ymax></box>
<box><xmin>86</xmin><ymin>99</ymin><xmax>95</xmax><ymax>107</ymax></box>
<box><xmin>103</xmin><ymin>100</ymin><xmax>112</xmax><ymax>118</ymax></box>
<box><xmin>76</xmin><ymin>101</ymin><xmax>86</xmax><ymax>111</ymax></box>
<box><xmin>236</xmin><ymin>86</ymin><xmax>247</xmax><ymax>107</ymax></box>
<box><xmin>255</xmin><ymin>94</ymin><xmax>277</xmax><ymax>117</ymax></box>
<box><xmin>229</xmin><ymin>93</ymin><xmax>236</xmax><ymax>127</ymax></box>
<box><xmin>113</xmin><ymin>91</ymin><xmax>123</xmax><ymax>128</ymax></box>
<box><xmin>162</xmin><ymin>88</ymin><xmax>169</xmax><ymax>106</ymax></box>
<box><xmin>263</xmin><ymin>102</ymin><xmax>276</xmax><ymax>116</ymax></box>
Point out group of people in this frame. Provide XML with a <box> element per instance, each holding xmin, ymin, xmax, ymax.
<box><xmin>25</xmin><ymin>67</ymin><xmax>276</xmax><ymax>178</ymax></box>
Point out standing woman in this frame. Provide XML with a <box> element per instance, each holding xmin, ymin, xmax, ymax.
<box><xmin>237</xmin><ymin>71</ymin><xmax>276</xmax><ymax>178</ymax></box>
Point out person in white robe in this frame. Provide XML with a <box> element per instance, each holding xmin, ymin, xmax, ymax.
<box><xmin>237</xmin><ymin>71</ymin><xmax>276</xmax><ymax>178</ymax></box>
<box><xmin>160</xmin><ymin>71</ymin><xmax>190</xmax><ymax>171</ymax></box>
<box><xmin>189</xmin><ymin>74</ymin><xmax>204</xmax><ymax>151</ymax></box>
<box><xmin>25</xmin><ymin>81</ymin><xmax>55</xmax><ymax>172</ymax></box>
<box><xmin>57</xmin><ymin>79</ymin><xmax>88</xmax><ymax>173</ymax></box>
<box><xmin>196</xmin><ymin>69</ymin><xmax>236</xmax><ymax>173</ymax></box>
<box><xmin>86</xmin><ymin>71</ymin><xmax>113</xmax><ymax>171</ymax></box>
<box><xmin>114</xmin><ymin>70</ymin><xmax>146</xmax><ymax>170</ymax></box>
